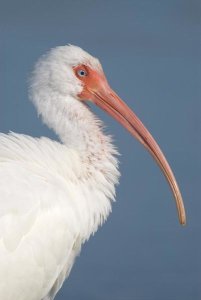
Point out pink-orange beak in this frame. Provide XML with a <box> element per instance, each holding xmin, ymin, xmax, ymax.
<box><xmin>74</xmin><ymin>65</ymin><xmax>186</xmax><ymax>225</ymax></box>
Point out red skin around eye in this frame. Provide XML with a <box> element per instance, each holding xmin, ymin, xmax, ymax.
<box><xmin>73</xmin><ymin>64</ymin><xmax>109</xmax><ymax>100</ymax></box>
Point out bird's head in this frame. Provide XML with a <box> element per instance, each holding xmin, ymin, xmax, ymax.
<box><xmin>30</xmin><ymin>44</ymin><xmax>186</xmax><ymax>225</ymax></box>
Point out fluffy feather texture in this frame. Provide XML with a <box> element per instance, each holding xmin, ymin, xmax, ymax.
<box><xmin>0</xmin><ymin>45</ymin><xmax>120</xmax><ymax>300</ymax></box>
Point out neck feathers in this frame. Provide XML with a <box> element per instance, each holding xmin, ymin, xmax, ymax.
<box><xmin>30</xmin><ymin>86</ymin><xmax>119</xmax><ymax>181</ymax></box>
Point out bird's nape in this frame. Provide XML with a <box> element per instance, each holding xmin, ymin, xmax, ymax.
<box><xmin>73</xmin><ymin>62</ymin><xmax>186</xmax><ymax>225</ymax></box>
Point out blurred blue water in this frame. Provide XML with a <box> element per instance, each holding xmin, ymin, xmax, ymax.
<box><xmin>0</xmin><ymin>0</ymin><xmax>200</xmax><ymax>299</ymax></box>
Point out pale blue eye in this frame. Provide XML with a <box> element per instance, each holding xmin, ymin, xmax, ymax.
<box><xmin>77</xmin><ymin>69</ymin><xmax>87</xmax><ymax>77</ymax></box>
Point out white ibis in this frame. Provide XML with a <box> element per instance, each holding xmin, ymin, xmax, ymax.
<box><xmin>0</xmin><ymin>45</ymin><xmax>186</xmax><ymax>300</ymax></box>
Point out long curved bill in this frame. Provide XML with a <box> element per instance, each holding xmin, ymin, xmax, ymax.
<box><xmin>88</xmin><ymin>74</ymin><xmax>186</xmax><ymax>225</ymax></box>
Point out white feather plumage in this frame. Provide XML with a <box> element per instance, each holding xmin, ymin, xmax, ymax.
<box><xmin>0</xmin><ymin>45</ymin><xmax>119</xmax><ymax>300</ymax></box>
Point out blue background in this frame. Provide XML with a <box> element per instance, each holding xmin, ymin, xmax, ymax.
<box><xmin>0</xmin><ymin>0</ymin><xmax>200</xmax><ymax>299</ymax></box>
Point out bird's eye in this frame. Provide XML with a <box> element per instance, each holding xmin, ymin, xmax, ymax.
<box><xmin>77</xmin><ymin>69</ymin><xmax>87</xmax><ymax>77</ymax></box>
